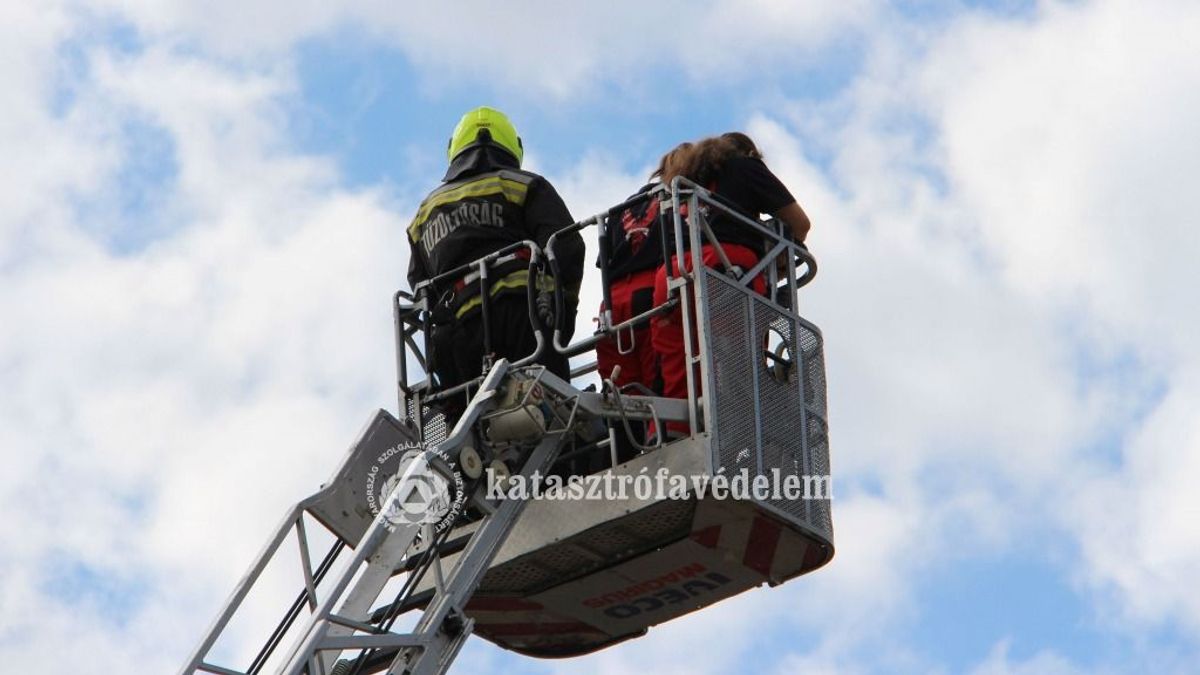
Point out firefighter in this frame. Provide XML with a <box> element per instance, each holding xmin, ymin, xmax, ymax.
<box><xmin>407</xmin><ymin>107</ymin><xmax>585</xmax><ymax>411</ymax></box>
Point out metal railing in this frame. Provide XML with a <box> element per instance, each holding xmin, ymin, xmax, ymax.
<box><xmin>394</xmin><ymin>180</ymin><xmax>817</xmax><ymax>451</ymax></box>
<box><xmin>182</xmin><ymin>181</ymin><xmax>826</xmax><ymax>675</ymax></box>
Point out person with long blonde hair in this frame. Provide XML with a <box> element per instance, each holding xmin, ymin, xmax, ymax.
<box><xmin>652</xmin><ymin>132</ymin><xmax>811</xmax><ymax>438</ymax></box>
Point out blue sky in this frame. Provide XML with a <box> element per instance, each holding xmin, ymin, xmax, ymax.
<box><xmin>2</xmin><ymin>1</ymin><xmax>1199</xmax><ymax>674</ymax></box>
<box><xmin>287</xmin><ymin>34</ymin><xmax>867</xmax><ymax>191</ymax></box>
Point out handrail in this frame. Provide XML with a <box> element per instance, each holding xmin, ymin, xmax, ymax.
<box><xmin>668</xmin><ymin>176</ymin><xmax>817</xmax><ymax>288</ymax></box>
<box><xmin>545</xmin><ymin>185</ymin><xmax>672</xmax><ymax>354</ymax></box>
<box><xmin>394</xmin><ymin>180</ymin><xmax>819</xmax><ymax>423</ymax></box>
<box><xmin>410</xmin><ymin>239</ymin><xmax>543</xmax><ymax>297</ymax></box>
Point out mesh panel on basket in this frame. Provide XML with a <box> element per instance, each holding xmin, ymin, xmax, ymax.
<box><xmin>700</xmin><ymin>272</ymin><xmax>831</xmax><ymax>541</ymax></box>
<box><xmin>757</xmin><ymin>303</ymin><xmax>809</xmax><ymax>526</ymax></box>
<box><xmin>798</xmin><ymin>321</ymin><xmax>827</xmax><ymax>415</ymax></box>
<box><xmin>797</xmin><ymin>319</ymin><xmax>831</xmax><ymax>538</ymax></box>
<box><xmin>706</xmin><ymin>274</ymin><xmax>759</xmax><ymax>476</ymax></box>
<box><xmin>806</xmin><ymin>415</ymin><xmax>832</xmax><ymax>538</ymax></box>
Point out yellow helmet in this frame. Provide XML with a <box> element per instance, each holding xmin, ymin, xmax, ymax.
<box><xmin>447</xmin><ymin>106</ymin><xmax>523</xmax><ymax>165</ymax></box>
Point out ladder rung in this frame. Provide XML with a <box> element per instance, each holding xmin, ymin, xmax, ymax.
<box><xmin>319</xmin><ymin>633</ymin><xmax>426</xmax><ymax>651</ymax></box>
<box><xmin>326</xmin><ymin>612</ymin><xmax>386</xmax><ymax>635</ymax></box>
<box><xmin>197</xmin><ymin>663</ymin><xmax>245</xmax><ymax>675</ymax></box>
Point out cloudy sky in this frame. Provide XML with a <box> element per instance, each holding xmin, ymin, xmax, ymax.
<box><xmin>2</xmin><ymin>0</ymin><xmax>1198</xmax><ymax>673</ymax></box>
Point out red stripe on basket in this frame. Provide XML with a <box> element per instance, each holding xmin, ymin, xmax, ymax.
<box><xmin>690</xmin><ymin>525</ymin><xmax>721</xmax><ymax>549</ymax></box>
<box><xmin>742</xmin><ymin>516</ymin><xmax>781</xmax><ymax>577</ymax></box>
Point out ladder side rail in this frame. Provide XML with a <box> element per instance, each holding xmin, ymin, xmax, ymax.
<box><xmin>391</xmin><ymin>432</ymin><xmax>566</xmax><ymax>675</ymax></box>
<box><xmin>278</xmin><ymin>453</ymin><xmax>432</xmax><ymax>675</ymax></box>
<box><xmin>178</xmin><ymin>502</ymin><xmax>307</xmax><ymax>675</ymax></box>
<box><xmin>321</xmin><ymin>523</ymin><xmax>455</xmax><ymax>675</ymax></box>
<box><xmin>352</xmin><ymin>369</ymin><xmax>581</xmax><ymax>673</ymax></box>
<box><xmin>246</xmin><ymin>539</ymin><xmax>345</xmax><ymax>674</ymax></box>
<box><xmin>184</xmin><ymin>407</ymin><xmax>421</xmax><ymax>675</ymax></box>
<box><xmin>278</xmin><ymin>361</ymin><xmax>513</xmax><ymax>675</ymax></box>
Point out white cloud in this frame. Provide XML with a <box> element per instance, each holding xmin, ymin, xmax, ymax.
<box><xmin>4</xmin><ymin>0</ymin><xmax>1200</xmax><ymax>674</ymax></box>
<box><xmin>719</xmin><ymin>1</ymin><xmax>1200</xmax><ymax>654</ymax></box>
<box><xmin>89</xmin><ymin>0</ymin><xmax>880</xmax><ymax>98</ymax></box>
<box><xmin>917</xmin><ymin>0</ymin><xmax>1200</xmax><ymax>357</ymax></box>
<box><xmin>905</xmin><ymin>0</ymin><xmax>1200</xmax><ymax>637</ymax></box>
<box><xmin>0</xmin><ymin>7</ymin><xmax>408</xmax><ymax>670</ymax></box>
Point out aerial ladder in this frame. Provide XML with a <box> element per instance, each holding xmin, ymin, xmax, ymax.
<box><xmin>179</xmin><ymin>180</ymin><xmax>833</xmax><ymax>675</ymax></box>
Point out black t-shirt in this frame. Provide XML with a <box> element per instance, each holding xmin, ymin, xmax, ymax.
<box><xmin>693</xmin><ymin>156</ymin><xmax>795</xmax><ymax>255</ymax></box>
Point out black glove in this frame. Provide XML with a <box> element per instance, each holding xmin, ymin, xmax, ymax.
<box><xmin>536</xmin><ymin>291</ymin><xmax>555</xmax><ymax>327</ymax></box>
<box><xmin>794</xmin><ymin>241</ymin><xmax>810</xmax><ymax>266</ymax></box>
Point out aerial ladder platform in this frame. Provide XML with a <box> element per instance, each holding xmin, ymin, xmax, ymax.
<box><xmin>179</xmin><ymin>181</ymin><xmax>834</xmax><ymax>675</ymax></box>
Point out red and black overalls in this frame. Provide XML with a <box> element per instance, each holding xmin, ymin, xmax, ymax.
<box><xmin>650</xmin><ymin>157</ymin><xmax>796</xmax><ymax>437</ymax></box>
<box><xmin>596</xmin><ymin>184</ymin><xmax>664</xmax><ymax>396</ymax></box>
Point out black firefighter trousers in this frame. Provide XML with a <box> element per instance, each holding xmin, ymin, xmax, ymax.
<box><xmin>430</xmin><ymin>295</ymin><xmax>575</xmax><ymax>411</ymax></box>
